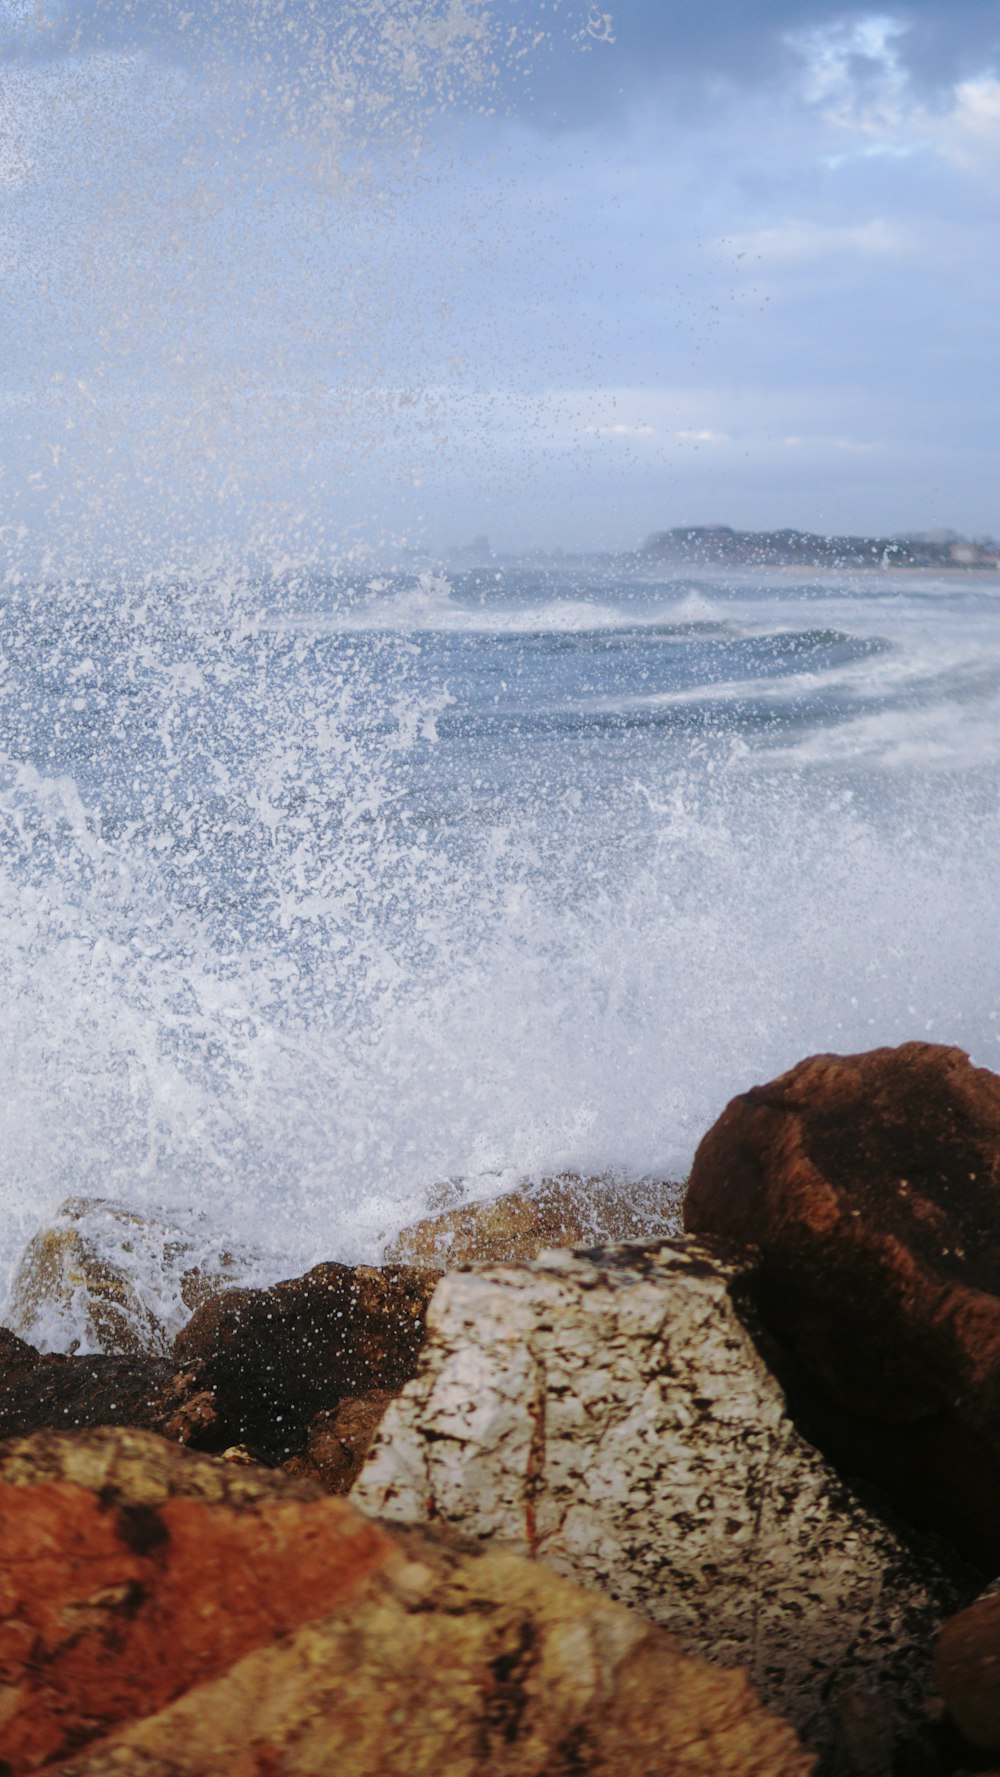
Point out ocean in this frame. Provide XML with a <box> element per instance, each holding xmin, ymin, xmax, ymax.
<box><xmin>3</xmin><ymin>558</ymin><xmax>1000</xmax><ymax>1341</ymax></box>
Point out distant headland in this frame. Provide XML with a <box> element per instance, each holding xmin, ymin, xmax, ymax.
<box><xmin>640</xmin><ymin>525</ymin><xmax>1000</xmax><ymax>570</ymax></box>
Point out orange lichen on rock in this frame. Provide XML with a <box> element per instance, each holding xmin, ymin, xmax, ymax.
<box><xmin>0</xmin><ymin>1427</ymin><xmax>814</xmax><ymax>1777</ymax></box>
<box><xmin>0</xmin><ymin>1463</ymin><xmax>393</xmax><ymax>1770</ymax></box>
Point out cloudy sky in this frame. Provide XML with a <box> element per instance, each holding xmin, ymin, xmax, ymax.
<box><xmin>1</xmin><ymin>0</ymin><xmax>998</xmax><ymax>557</ymax></box>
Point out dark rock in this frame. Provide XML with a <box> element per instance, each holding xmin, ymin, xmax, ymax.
<box><xmin>0</xmin><ymin>1347</ymin><xmax>232</xmax><ymax>1449</ymax></box>
<box><xmin>0</xmin><ymin>1325</ymin><xmax>43</xmax><ymax>1377</ymax></box>
<box><xmin>935</xmin><ymin>1592</ymin><xmax>1000</xmax><ymax>1749</ymax></box>
<box><xmin>2</xmin><ymin>1261</ymin><xmax>436</xmax><ymax>1468</ymax></box>
<box><xmin>173</xmin><ymin>1262</ymin><xmax>437</xmax><ymax>1461</ymax></box>
<box><xmin>683</xmin><ymin>1042</ymin><xmax>1000</xmax><ymax>1568</ymax></box>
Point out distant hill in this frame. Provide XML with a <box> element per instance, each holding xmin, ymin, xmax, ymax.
<box><xmin>640</xmin><ymin>526</ymin><xmax>999</xmax><ymax>570</ymax></box>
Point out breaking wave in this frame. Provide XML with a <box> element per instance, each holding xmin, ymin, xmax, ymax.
<box><xmin>3</xmin><ymin>564</ymin><xmax>1000</xmax><ymax>1341</ymax></box>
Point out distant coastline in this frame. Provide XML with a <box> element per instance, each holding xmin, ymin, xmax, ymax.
<box><xmin>640</xmin><ymin>525</ymin><xmax>1000</xmax><ymax>571</ymax></box>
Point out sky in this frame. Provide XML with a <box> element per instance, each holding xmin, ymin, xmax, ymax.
<box><xmin>1</xmin><ymin>0</ymin><xmax>998</xmax><ymax>558</ymax></box>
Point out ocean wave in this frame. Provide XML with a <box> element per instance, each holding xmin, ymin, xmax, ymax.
<box><xmin>4</xmin><ymin>564</ymin><xmax>1000</xmax><ymax>1346</ymax></box>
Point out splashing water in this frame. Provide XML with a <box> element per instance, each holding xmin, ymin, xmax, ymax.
<box><xmin>3</xmin><ymin>560</ymin><xmax>1000</xmax><ymax>1333</ymax></box>
<box><xmin>3</xmin><ymin>3</ymin><xmax>1000</xmax><ymax>1345</ymax></box>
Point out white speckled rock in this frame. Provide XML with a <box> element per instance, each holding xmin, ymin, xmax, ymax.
<box><xmin>352</xmin><ymin>1238</ymin><xmax>971</xmax><ymax>1763</ymax></box>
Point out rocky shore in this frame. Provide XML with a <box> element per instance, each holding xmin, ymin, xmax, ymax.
<box><xmin>5</xmin><ymin>1041</ymin><xmax>1000</xmax><ymax>1773</ymax></box>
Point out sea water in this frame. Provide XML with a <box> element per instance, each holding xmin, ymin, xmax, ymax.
<box><xmin>2</xmin><ymin>557</ymin><xmax>1000</xmax><ymax>1337</ymax></box>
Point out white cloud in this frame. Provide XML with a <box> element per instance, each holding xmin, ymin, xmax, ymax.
<box><xmin>786</xmin><ymin>13</ymin><xmax>1000</xmax><ymax>184</ymax></box>
<box><xmin>583</xmin><ymin>421</ymin><xmax>656</xmax><ymax>438</ymax></box>
<box><xmin>722</xmin><ymin>219</ymin><xmax>910</xmax><ymax>266</ymax></box>
<box><xmin>831</xmin><ymin>437</ymin><xmax>879</xmax><ymax>455</ymax></box>
<box><xmin>922</xmin><ymin>77</ymin><xmax>1000</xmax><ymax>172</ymax></box>
<box><xmin>786</xmin><ymin>14</ymin><xmax>912</xmax><ymax>133</ymax></box>
<box><xmin>773</xmin><ymin>432</ymin><xmax>881</xmax><ymax>457</ymax></box>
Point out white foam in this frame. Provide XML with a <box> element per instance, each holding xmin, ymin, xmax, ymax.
<box><xmin>265</xmin><ymin>571</ymin><xmax>736</xmax><ymax>638</ymax></box>
<box><xmin>4</xmin><ymin>568</ymin><xmax>1000</xmax><ymax>1349</ymax></box>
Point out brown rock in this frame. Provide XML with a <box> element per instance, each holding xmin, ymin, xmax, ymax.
<box><xmin>2</xmin><ymin>1261</ymin><xmax>435</xmax><ymax>1469</ymax></box>
<box><xmin>683</xmin><ymin>1042</ymin><xmax>1000</xmax><ymax>1566</ymax></box>
<box><xmin>935</xmin><ymin>1593</ymin><xmax>1000</xmax><ymax>1748</ymax></box>
<box><xmin>384</xmin><ymin>1171</ymin><xmax>680</xmax><ymax>1269</ymax></box>
<box><xmin>8</xmin><ymin>1197</ymin><xmax>261</xmax><ymax>1357</ymax></box>
<box><xmin>173</xmin><ymin>1261</ymin><xmax>437</xmax><ymax>1460</ymax></box>
<box><xmin>0</xmin><ymin>1422</ymin><xmax>321</xmax><ymax>1503</ymax></box>
<box><xmin>284</xmin><ymin>1391</ymin><xmax>396</xmax><ymax>1494</ymax></box>
<box><xmin>0</xmin><ymin>1428</ymin><xmax>378</xmax><ymax>1772</ymax></box>
<box><xmin>49</xmin><ymin>1611</ymin><xmax>814</xmax><ymax>1777</ymax></box>
<box><xmin>9</xmin><ymin>1212</ymin><xmax>162</xmax><ymax>1355</ymax></box>
<box><xmin>0</xmin><ymin>1428</ymin><xmax>812</xmax><ymax>1777</ymax></box>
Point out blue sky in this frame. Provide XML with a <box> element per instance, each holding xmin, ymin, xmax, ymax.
<box><xmin>1</xmin><ymin>0</ymin><xmax>998</xmax><ymax>557</ymax></box>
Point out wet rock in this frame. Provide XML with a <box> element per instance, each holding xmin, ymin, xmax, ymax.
<box><xmin>284</xmin><ymin>1390</ymin><xmax>397</xmax><ymax>1493</ymax></box>
<box><xmin>2</xmin><ymin>1260</ymin><xmax>435</xmax><ymax>1466</ymax></box>
<box><xmin>353</xmin><ymin>1238</ymin><xmax>972</xmax><ymax>1764</ymax></box>
<box><xmin>0</xmin><ymin>1346</ymin><xmax>230</xmax><ymax>1449</ymax></box>
<box><xmin>683</xmin><ymin>1042</ymin><xmax>1000</xmax><ymax>1567</ymax></box>
<box><xmin>0</xmin><ymin>1326</ymin><xmax>42</xmax><ymax>1378</ymax></box>
<box><xmin>9</xmin><ymin>1206</ymin><xmax>161</xmax><ymax>1355</ymax></box>
<box><xmin>7</xmin><ymin>1196</ymin><xmax>263</xmax><ymax>1357</ymax></box>
<box><xmin>0</xmin><ymin>1428</ymin><xmax>812</xmax><ymax>1777</ymax></box>
<box><xmin>935</xmin><ymin>1592</ymin><xmax>1000</xmax><ymax>1749</ymax></box>
<box><xmin>173</xmin><ymin>1261</ymin><xmax>437</xmax><ymax>1461</ymax></box>
<box><xmin>384</xmin><ymin>1169</ymin><xmax>680</xmax><ymax>1269</ymax></box>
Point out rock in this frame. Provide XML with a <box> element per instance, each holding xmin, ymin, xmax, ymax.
<box><xmin>173</xmin><ymin>1261</ymin><xmax>438</xmax><ymax>1461</ymax></box>
<box><xmin>352</xmin><ymin>1238</ymin><xmax>973</xmax><ymax>1764</ymax></box>
<box><xmin>0</xmin><ymin>1326</ymin><xmax>42</xmax><ymax>1378</ymax></box>
<box><xmin>7</xmin><ymin>1196</ymin><xmax>263</xmax><ymax>1357</ymax></box>
<box><xmin>283</xmin><ymin>1391</ymin><xmax>397</xmax><ymax>1494</ymax></box>
<box><xmin>0</xmin><ymin>1428</ymin><xmax>812</xmax><ymax>1777</ymax></box>
<box><xmin>682</xmin><ymin>1043</ymin><xmax>1000</xmax><ymax>1568</ymax></box>
<box><xmin>0</xmin><ymin>1420</ymin><xmax>321</xmax><ymax>1503</ymax></box>
<box><xmin>384</xmin><ymin>1170</ymin><xmax>680</xmax><ymax>1269</ymax></box>
<box><xmin>0</xmin><ymin>1346</ymin><xmax>230</xmax><ymax>1449</ymax></box>
<box><xmin>48</xmin><ymin>1611</ymin><xmax>813</xmax><ymax>1777</ymax></box>
<box><xmin>935</xmin><ymin>1592</ymin><xmax>1000</xmax><ymax>1749</ymax></box>
<box><xmin>0</xmin><ymin>1426</ymin><xmax>359</xmax><ymax>1773</ymax></box>
<box><xmin>1</xmin><ymin>1261</ymin><xmax>435</xmax><ymax>1468</ymax></box>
